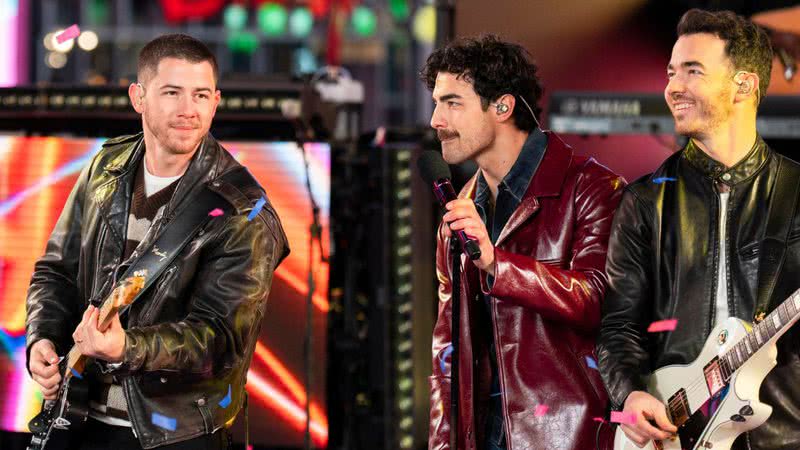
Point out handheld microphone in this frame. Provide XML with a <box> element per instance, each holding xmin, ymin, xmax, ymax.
<box><xmin>418</xmin><ymin>150</ymin><xmax>482</xmax><ymax>260</ymax></box>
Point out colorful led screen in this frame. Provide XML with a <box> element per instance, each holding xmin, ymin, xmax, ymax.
<box><xmin>0</xmin><ymin>135</ymin><xmax>329</xmax><ymax>447</ymax></box>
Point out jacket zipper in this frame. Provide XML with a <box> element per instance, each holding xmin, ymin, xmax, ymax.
<box><xmin>92</xmin><ymin>223</ymin><xmax>108</xmax><ymax>301</ymax></box>
<box><xmin>139</xmin><ymin>265</ymin><xmax>178</xmax><ymax>325</ymax></box>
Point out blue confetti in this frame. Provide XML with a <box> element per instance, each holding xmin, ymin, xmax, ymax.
<box><xmin>70</xmin><ymin>367</ymin><xmax>83</xmax><ymax>379</ymax></box>
<box><xmin>219</xmin><ymin>385</ymin><xmax>232</xmax><ymax>408</ymax></box>
<box><xmin>247</xmin><ymin>197</ymin><xmax>267</xmax><ymax>221</ymax></box>
<box><xmin>438</xmin><ymin>345</ymin><xmax>454</xmax><ymax>375</ymax></box>
<box><xmin>151</xmin><ymin>412</ymin><xmax>177</xmax><ymax>431</ymax></box>
<box><xmin>585</xmin><ymin>356</ymin><xmax>598</xmax><ymax>370</ymax></box>
<box><xmin>653</xmin><ymin>177</ymin><xmax>677</xmax><ymax>184</ymax></box>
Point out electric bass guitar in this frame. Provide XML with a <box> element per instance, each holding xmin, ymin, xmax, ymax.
<box><xmin>26</xmin><ymin>274</ymin><xmax>145</xmax><ymax>450</ymax></box>
<box><xmin>614</xmin><ymin>287</ymin><xmax>800</xmax><ymax>450</ymax></box>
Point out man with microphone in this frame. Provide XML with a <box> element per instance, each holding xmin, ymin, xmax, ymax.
<box><xmin>420</xmin><ymin>34</ymin><xmax>624</xmax><ymax>450</ymax></box>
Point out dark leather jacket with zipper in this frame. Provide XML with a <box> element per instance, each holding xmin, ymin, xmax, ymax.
<box><xmin>597</xmin><ymin>137</ymin><xmax>800</xmax><ymax>449</ymax></box>
<box><xmin>26</xmin><ymin>133</ymin><xmax>289</xmax><ymax>448</ymax></box>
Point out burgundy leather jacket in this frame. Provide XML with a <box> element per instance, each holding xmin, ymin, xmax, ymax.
<box><xmin>429</xmin><ymin>133</ymin><xmax>623</xmax><ymax>450</ymax></box>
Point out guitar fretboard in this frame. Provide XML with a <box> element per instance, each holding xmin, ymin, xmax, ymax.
<box><xmin>720</xmin><ymin>288</ymin><xmax>800</xmax><ymax>379</ymax></box>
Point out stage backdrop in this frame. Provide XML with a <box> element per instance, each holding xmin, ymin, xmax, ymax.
<box><xmin>0</xmin><ymin>135</ymin><xmax>330</xmax><ymax>448</ymax></box>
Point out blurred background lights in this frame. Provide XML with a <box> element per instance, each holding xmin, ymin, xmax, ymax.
<box><xmin>227</xmin><ymin>30</ymin><xmax>259</xmax><ymax>54</ymax></box>
<box><xmin>77</xmin><ymin>31</ymin><xmax>99</xmax><ymax>51</ymax></box>
<box><xmin>412</xmin><ymin>5</ymin><xmax>436</xmax><ymax>44</ymax></box>
<box><xmin>223</xmin><ymin>3</ymin><xmax>248</xmax><ymax>31</ymax></box>
<box><xmin>289</xmin><ymin>7</ymin><xmax>314</xmax><ymax>38</ymax></box>
<box><xmin>258</xmin><ymin>2</ymin><xmax>288</xmax><ymax>37</ymax></box>
<box><xmin>45</xmin><ymin>51</ymin><xmax>67</xmax><ymax>69</ymax></box>
<box><xmin>351</xmin><ymin>6</ymin><xmax>377</xmax><ymax>37</ymax></box>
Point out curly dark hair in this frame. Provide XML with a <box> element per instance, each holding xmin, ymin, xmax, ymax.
<box><xmin>677</xmin><ymin>9</ymin><xmax>773</xmax><ymax>101</ymax></box>
<box><xmin>138</xmin><ymin>34</ymin><xmax>218</xmax><ymax>84</ymax></box>
<box><xmin>420</xmin><ymin>34</ymin><xmax>543</xmax><ymax>132</ymax></box>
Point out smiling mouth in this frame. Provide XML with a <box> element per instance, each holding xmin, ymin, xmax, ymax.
<box><xmin>671</xmin><ymin>102</ymin><xmax>694</xmax><ymax>112</ymax></box>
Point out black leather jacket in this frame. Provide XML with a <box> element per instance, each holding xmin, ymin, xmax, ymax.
<box><xmin>26</xmin><ymin>133</ymin><xmax>289</xmax><ymax>448</ymax></box>
<box><xmin>597</xmin><ymin>137</ymin><xmax>800</xmax><ymax>449</ymax></box>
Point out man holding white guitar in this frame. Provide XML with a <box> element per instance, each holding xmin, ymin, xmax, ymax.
<box><xmin>598</xmin><ymin>8</ymin><xmax>800</xmax><ymax>450</ymax></box>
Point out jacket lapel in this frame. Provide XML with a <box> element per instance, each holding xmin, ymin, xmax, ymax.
<box><xmin>494</xmin><ymin>132</ymin><xmax>573</xmax><ymax>247</ymax></box>
<box><xmin>99</xmin><ymin>137</ymin><xmax>144</xmax><ymax>249</ymax></box>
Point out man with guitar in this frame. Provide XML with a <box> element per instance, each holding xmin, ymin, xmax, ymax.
<box><xmin>597</xmin><ymin>9</ymin><xmax>800</xmax><ymax>450</ymax></box>
<box><xmin>25</xmin><ymin>34</ymin><xmax>288</xmax><ymax>449</ymax></box>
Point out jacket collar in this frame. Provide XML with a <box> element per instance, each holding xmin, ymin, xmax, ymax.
<box><xmin>683</xmin><ymin>135</ymin><xmax>770</xmax><ymax>186</ymax></box>
<box><xmin>459</xmin><ymin>130</ymin><xmax>573</xmax><ymax>247</ymax></box>
<box><xmin>101</xmin><ymin>133</ymin><xmax>226</xmax><ymax>248</ymax></box>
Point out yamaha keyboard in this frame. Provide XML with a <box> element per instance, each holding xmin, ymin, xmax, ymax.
<box><xmin>548</xmin><ymin>92</ymin><xmax>800</xmax><ymax>138</ymax></box>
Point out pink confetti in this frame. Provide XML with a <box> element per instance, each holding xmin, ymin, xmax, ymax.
<box><xmin>56</xmin><ymin>24</ymin><xmax>81</xmax><ymax>44</ymax></box>
<box><xmin>247</xmin><ymin>446</ymin><xmax>253</xmax><ymax>450</ymax></box>
<box><xmin>648</xmin><ymin>319</ymin><xmax>678</xmax><ymax>332</ymax></box>
<box><xmin>208</xmin><ymin>208</ymin><xmax>224</xmax><ymax>217</ymax></box>
<box><xmin>592</xmin><ymin>417</ymin><xmax>606</xmax><ymax>423</ymax></box>
<box><xmin>534</xmin><ymin>404</ymin><xmax>549</xmax><ymax>417</ymax></box>
<box><xmin>610</xmin><ymin>411</ymin><xmax>637</xmax><ymax>425</ymax></box>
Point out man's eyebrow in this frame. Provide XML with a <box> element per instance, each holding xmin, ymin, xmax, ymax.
<box><xmin>158</xmin><ymin>84</ymin><xmax>213</xmax><ymax>92</ymax></box>
<box><xmin>667</xmin><ymin>61</ymin><xmax>705</xmax><ymax>71</ymax></box>
<box><xmin>433</xmin><ymin>93</ymin><xmax>462</xmax><ymax>102</ymax></box>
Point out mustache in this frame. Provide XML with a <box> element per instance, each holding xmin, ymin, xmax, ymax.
<box><xmin>437</xmin><ymin>130</ymin><xmax>459</xmax><ymax>141</ymax></box>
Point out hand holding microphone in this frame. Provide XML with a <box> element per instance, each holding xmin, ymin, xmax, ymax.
<box><xmin>418</xmin><ymin>151</ymin><xmax>496</xmax><ymax>275</ymax></box>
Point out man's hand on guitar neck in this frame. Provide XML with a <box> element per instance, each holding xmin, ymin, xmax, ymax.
<box><xmin>621</xmin><ymin>391</ymin><xmax>679</xmax><ymax>448</ymax></box>
<box><xmin>30</xmin><ymin>339</ymin><xmax>61</xmax><ymax>400</ymax></box>
<box><xmin>72</xmin><ymin>305</ymin><xmax>126</xmax><ymax>363</ymax></box>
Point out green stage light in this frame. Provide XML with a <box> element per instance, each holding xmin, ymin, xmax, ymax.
<box><xmin>389</xmin><ymin>0</ymin><xmax>410</xmax><ymax>21</ymax></box>
<box><xmin>224</xmin><ymin>4</ymin><xmax>248</xmax><ymax>31</ymax></box>
<box><xmin>227</xmin><ymin>31</ymin><xmax>259</xmax><ymax>54</ymax></box>
<box><xmin>258</xmin><ymin>2</ymin><xmax>288</xmax><ymax>37</ymax></box>
<box><xmin>351</xmin><ymin>6</ymin><xmax>377</xmax><ymax>37</ymax></box>
<box><xmin>289</xmin><ymin>7</ymin><xmax>314</xmax><ymax>38</ymax></box>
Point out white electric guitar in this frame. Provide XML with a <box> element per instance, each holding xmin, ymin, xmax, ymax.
<box><xmin>614</xmin><ymin>288</ymin><xmax>800</xmax><ymax>450</ymax></box>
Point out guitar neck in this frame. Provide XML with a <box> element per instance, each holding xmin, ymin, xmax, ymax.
<box><xmin>721</xmin><ymin>288</ymin><xmax>800</xmax><ymax>379</ymax></box>
<box><xmin>64</xmin><ymin>278</ymin><xmax>137</xmax><ymax>378</ymax></box>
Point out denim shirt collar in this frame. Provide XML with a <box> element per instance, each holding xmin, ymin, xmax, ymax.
<box><xmin>475</xmin><ymin>128</ymin><xmax>548</xmax><ymax>208</ymax></box>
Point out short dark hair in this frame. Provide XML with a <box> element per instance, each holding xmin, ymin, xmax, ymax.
<box><xmin>677</xmin><ymin>9</ymin><xmax>773</xmax><ymax>101</ymax></box>
<box><xmin>138</xmin><ymin>34</ymin><xmax>219</xmax><ymax>84</ymax></box>
<box><xmin>420</xmin><ymin>34</ymin><xmax>543</xmax><ymax>132</ymax></box>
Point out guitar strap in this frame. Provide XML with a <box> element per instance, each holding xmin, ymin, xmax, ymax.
<box><xmin>109</xmin><ymin>167</ymin><xmax>256</xmax><ymax>315</ymax></box>
<box><xmin>754</xmin><ymin>156</ymin><xmax>800</xmax><ymax>320</ymax></box>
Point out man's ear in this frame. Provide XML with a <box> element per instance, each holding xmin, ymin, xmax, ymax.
<box><xmin>734</xmin><ymin>71</ymin><xmax>760</xmax><ymax>103</ymax></box>
<box><xmin>492</xmin><ymin>94</ymin><xmax>516</xmax><ymax>122</ymax></box>
<box><xmin>128</xmin><ymin>82</ymin><xmax>145</xmax><ymax>113</ymax></box>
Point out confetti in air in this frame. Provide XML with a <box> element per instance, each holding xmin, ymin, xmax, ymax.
<box><xmin>648</xmin><ymin>319</ymin><xmax>678</xmax><ymax>333</ymax></box>
<box><xmin>534</xmin><ymin>405</ymin><xmax>549</xmax><ymax>417</ymax></box>
<box><xmin>151</xmin><ymin>412</ymin><xmax>177</xmax><ymax>431</ymax></box>
<box><xmin>438</xmin><ymin>345</ymin><xmax>454</xmax><ymax>375</ymax></box>
<box><xmin>219</xmin><ymin>384</ymin><xmax>232</xmax><ymax>408</ymax></box>
<box><xmin>247</xmin><ymin>197</ymin><xmax>267</xmax><ymax>221</ymax></box>
<box><xmin>610</xmin><ymin>411</ymin><xmax>637</xmax><ymax>425</ymax></box>
<box><xmin>208</xmin><ymin>208</ymin><xmax>224</xmax><ymax>217</ymax></box>
<box><xmin>56</xmin><ymin>24</ymin><xmax>81</xmax><ymax>44</ymax></box>
<box><xmin>653</xmin><ymin>177</ymin><xmax>677</xmax><ymax>184</ymax></box>
<box><xmin>585</xmin><ymin>355</ymin><xmax>598</xmax><ymax>370</ymax></box>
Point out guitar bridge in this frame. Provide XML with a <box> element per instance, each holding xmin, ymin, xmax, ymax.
<box><xmin>668</xmin><ymin>388</ymin><xmax>691</xmax><ymax>427</ymax></box>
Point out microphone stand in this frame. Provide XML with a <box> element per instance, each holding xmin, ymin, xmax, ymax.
<box><xmin>293</xmin><ymin>119</ymin><xmax>327</xmax><ymax>450</ymax></box>
<box><xmin>449</xmin><ymin>238</ymin><xmax>462</xmax><ymax>450</ymax></box>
